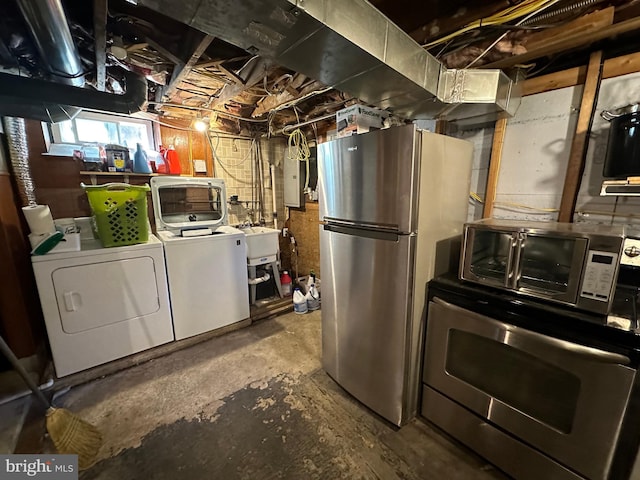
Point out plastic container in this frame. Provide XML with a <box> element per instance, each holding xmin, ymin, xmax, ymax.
<box><xmin>133</xmin><ymin>143</ymin><xmax>152</xmax><ymax>173</ymax></box>
<box><xmin>306</xmin><ymin>284</ymin><xmax>320</xmax><ymax>311</ymax></box>
<box><xmin>82</xmin><ymin>183</ymin><xmax>150</xmax><ymax>247</ymax></box>
<box><xmin>164</xmin><ymin>145</ymin><xmax>181</xmax><ymax>175</ymax></box>
<box><xmin>293</xmin><ymin>288</ymin><xmax>308</xmax><ymax>314</ymax></box>
<box><xmin>104</xmin><ymin>144</ymin><xmax>131</xmax><ymax>172</ymax></box>
<box><xmin>281</xmin><ymin>270</ymin><xmax>292</xmax><ymax>296</ymax></box>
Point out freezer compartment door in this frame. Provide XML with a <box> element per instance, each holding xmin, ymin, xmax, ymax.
<box><xmin>320</xmin><ymin>223</ymin><xmax>414</xmax><ymax>426</ymax></box>
<box><xmin>318</xmin><ymin>125</ymin><xmax>416</xmax><ymax>232</ymax></box>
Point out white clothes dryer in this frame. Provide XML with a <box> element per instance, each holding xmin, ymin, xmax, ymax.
<box><xmin>151</xmin><ymin>177</ymin><xmax>250</xmax><ymax>340</ymax></box>
<box><xmin>31</xmin><ymin>234</ymin><xmax>174</xmax><ymax>377</ymax></box>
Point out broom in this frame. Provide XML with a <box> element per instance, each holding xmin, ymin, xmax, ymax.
<box><xmin>0</xmin><ymin>335</ymin><xmax>102</xmax><ymax>470</ymax></box>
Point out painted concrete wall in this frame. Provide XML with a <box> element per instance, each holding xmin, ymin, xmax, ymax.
<box><xmin>495</xmin><ymin>86</ymin><xmax>582</xmax><ymax>221</ymax></box>
<box><xmin>454</xmin><ymin>127</ymin><xmax>494</xmax><ymax>222</ymax></box>
<box><xmin>210</xmin><ymin>134</ymin><xmax>286</xmax><ymax>227</ymax></box>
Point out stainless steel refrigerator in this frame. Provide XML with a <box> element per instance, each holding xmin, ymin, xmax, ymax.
<box><xmin>318</xmin><ymin>124</ymin><xmax>473</xmax><ymax>426</ymax></box>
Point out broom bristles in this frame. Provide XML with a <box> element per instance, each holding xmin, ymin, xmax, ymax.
<box><xmin>46</xmin><ymin>407</ymin><xmax>103</xmax><ymax>471</ymax></box>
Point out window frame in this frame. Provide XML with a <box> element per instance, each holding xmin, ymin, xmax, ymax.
<box><xmin>47</xmin><ymin>111</ymin><xmax>157</xmax><ymax>151</ymax></box>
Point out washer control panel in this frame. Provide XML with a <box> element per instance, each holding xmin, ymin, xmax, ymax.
<box><xmin>580</xmin><ymin>250</ymin><xmax>618</xmax><ymax>302</ymax></box>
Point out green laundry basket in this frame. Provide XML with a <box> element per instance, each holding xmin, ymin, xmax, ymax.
<box><xmin>82</xmin><ymin>183</ymin><xmax>150</xmax><ymax>247</ymax></box>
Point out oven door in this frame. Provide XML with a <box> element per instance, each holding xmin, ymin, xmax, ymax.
<box><xmin>514</xmin><ymin>233</ymin><xmax>588</xmax><ymax>305</ymax></box>
<box><xmin>461</xmin><ymin>227</ymin><xmax>519</xmax><ymax>290</ymax></box>
<box><xmin>424</xmin><ymin>297</ymin><xmax>636</xmax><ymax>480</ymax></box>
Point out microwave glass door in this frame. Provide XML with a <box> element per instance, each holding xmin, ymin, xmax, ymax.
<box><xmin>516</xmin><ymin>235</ymin><xmax>588</xmax><ymax>302</ymax></box>
<box><xmin>464</xmin><ymin>229</ymin><xmax>517</xmax><ymax>288</ymax></box>
<box><xmin>424</xmin><ymin>298</ymin><xmax>635</xmax><ymax>480</ymax></box>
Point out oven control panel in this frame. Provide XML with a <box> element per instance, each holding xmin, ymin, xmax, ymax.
<box><xmin>621</xmin><ymin>237</ymin><xmax>640</xmax><ymax>267</ymax></box>
<box><xmin>580</xmin><ymin>250</ymin><xmax>618</xmax><ymax>302</ymax></box>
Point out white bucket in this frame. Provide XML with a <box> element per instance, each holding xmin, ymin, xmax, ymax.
<box><xmin>293</xmin><ymin>289</ymin><xmax>308</xmax><ymax>314</ymax></box>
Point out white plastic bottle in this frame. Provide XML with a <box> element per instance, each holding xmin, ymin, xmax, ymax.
<box><xmin>293</xmin><ymin>288</ymin><xmax>308</xmax><ymax>314</ymax></box>
<box><xmin>306</xmin><ymin>284</ymin><xmax>320</xmax><ymax>311</ymax></box>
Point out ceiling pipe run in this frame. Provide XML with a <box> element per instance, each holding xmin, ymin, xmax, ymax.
<box><xmin>16</xmin><ymin>0</ymin><xmax>84</xmax><ymax>87</ymax></box>
<box><xmin>137</xmin><ymin>0</ymin><xmax>520</xmax><ymax>122</ymax></box>
<box><xmin>4</xmin><ymin>0</ymin><xmax>148</xmax><ymax>123</ymax></box>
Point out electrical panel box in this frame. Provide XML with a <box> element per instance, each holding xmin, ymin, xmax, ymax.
<box><xmin>284</xmin><ymin>146</ymin><xmax>317</xmax><ymax>208</ymax></box>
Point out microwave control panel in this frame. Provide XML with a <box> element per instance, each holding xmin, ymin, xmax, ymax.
<box><xmin>580</xmin><ymin>250</ymin><xmax>618</xmax><ymax>302</ymax></box>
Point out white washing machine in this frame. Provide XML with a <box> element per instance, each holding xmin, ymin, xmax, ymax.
<box><xmin>31</xmin><ymin>234</ymin><xmax>174</xmax><ymax>377</ymax></box>
<box><xmin>151</xmin><ymin>176</ymin><xmax>250</xmax><ymax>340</ymax></box>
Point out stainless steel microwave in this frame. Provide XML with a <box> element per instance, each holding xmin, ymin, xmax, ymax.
<box><xmin>460</xmin><ymin>219</ymin><xmax>626</xmax><ymax>314</ymax></box>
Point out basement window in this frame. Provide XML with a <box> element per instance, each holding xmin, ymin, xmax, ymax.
<box><xmin>46</xmin><ymin>111</ymin><xmax>156</xmax><ymax>153</ymax></box>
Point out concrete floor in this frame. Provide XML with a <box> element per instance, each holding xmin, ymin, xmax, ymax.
<box><xmin>50</xmin><ymin>310</ymin><xmax>508</xmax><ymax>479</ymax></box>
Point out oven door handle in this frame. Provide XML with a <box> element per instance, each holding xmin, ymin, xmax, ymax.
<box><xmin>507</xmin><ymin>323</ymin><xmax>631</xmax><ymax>365</ymax></box>
<box><xmin>432</xmin><ymin>297</ymin><xmax>631</xmax><ymax>365</ymax></box>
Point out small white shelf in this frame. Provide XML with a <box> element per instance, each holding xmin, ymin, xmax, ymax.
<box><xmin>79</xmin><ymin>171</ymin><xmax>160</xmax><ymax>185</ymax></box>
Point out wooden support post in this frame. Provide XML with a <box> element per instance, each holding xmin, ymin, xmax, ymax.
<box><xmin>558</xmin><ymin>51</ymin><xmax>603</xmax><ymax>222</ymax></box>
<box><xmin>483</xmin><ymin>115</ymin><xmax>508</xmax><ymax>218</ymax></box>
<box><xmin>93</xmin><ymin>0</ymin><xmax>108</xmax><ymax>91</ymax></box>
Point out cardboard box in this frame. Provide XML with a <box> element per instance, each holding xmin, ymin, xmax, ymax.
<box><xmin>336</xmin><ymin>105</ymin><xmax>389</xmax><ymax>137</ymax></box>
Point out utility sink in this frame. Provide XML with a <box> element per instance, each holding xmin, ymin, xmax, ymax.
<box><xmin>241</xmin><ymin>227</ymin><xmax>280</xmax><ymax>265</ymax></box>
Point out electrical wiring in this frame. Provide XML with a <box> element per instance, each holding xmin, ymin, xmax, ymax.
<box><xmin>287</xmin><ymin>127</ymin><xmax>311</xmax><ymax>191</ymax></box>
<box><xmin>464</xmin><ymin>0</ymin><xmax>562</xmax><ymax>68</ymax></box>
<box><xmin>146</xmin><ymin>101</ymin><xmax>269</xmax><ymax>123</ymax></box>
<box><xmin>469</xmin><ymin>192</ymin><xmax>559</xmax><ymax>213</ymax></box>
<box><xmin>206</xmin><ymin>131</ymin><xmax>254</xmax><ymax>184</ymax></box>
<box><xmin>494</xmin><ymin>202</ymin><xmax>559</xmax><ymax>213</ymax></box>
<box><xmin>469</xmin><ymin>191</ymin><xmax>484</xmax><ymax>203</ymax></box>
<box><xmin>422</xmin><ymin>0</ymin><xmax>563</xmax><ymax>49</ymax></box>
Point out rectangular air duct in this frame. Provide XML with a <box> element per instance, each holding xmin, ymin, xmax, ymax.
<box><xmin>138</xmin><ymin>0</ymin><xmax>521</xmax><ymax>122</ymax></box>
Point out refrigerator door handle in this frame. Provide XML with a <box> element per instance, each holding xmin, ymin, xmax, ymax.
<box><xmin>323</xmin><ymin>223</ymin><xmax>400</xmax><ymax>241</ymax></box>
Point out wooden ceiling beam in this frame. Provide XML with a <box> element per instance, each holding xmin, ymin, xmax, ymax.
<box><xmin>252</xmin><ymin>74</ymin><xmax>325</xmax><ymax>118</ymax></box>
<box><xmin>163</xmin><ymin>33</ymin><xmax>215</xmax><ymax>100</ymax></box>
<box><xmin>483</xmin><ymin>10</ymin><xmax>640</xmax><ymax>70</ymax></box>
<box><xmin>208</xmin><ymin>57</ymin><xmax>273</xmax><ymax>109</ymax></box>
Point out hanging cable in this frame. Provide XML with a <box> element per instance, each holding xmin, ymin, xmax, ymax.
<box><xmin>422</xmin><ymin>0</ymin><xmax>564</xmax><ymax>49</ymax></box>
<box><xmin>287</xmin><ymin>128</ymin><xmax>311</xmax><ymax>192</ymax></box>
<box><xmin>464</xmin><ymin>0</ymin><xmax>562</xmax><ymax>68</ymax></box>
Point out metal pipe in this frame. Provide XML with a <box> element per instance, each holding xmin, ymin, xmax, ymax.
<box><xmin>521</xmin><ymin>0</ymin><xmax>605</xmax><ymax>25</ymax></box>
<box><xmin>278</xmin><ymin>112</ymin><xmax>336</xmax><ymax>135</ymax></box>
<box><xmin>3</xmin><ymin>117</ymin><xmax>36</xmax><ymax>206</ymax></box>
<box><xmin>16</xmin><ymin>0</ymin><xmax>85</xmax><ymax>87</ymax></box>
<box><xmin>270</xmin><ymin>164</ymin><xmax>278</xmax><ymax>230</ymax></box>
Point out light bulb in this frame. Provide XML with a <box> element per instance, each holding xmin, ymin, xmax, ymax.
<box><xmin>193</xmin><ymin>119</ymin><xmax>207</xmax><ymax>132</ymax></box>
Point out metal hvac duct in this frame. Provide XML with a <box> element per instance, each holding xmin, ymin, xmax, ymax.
<box><xmin>16</xmin><ymin>0</ymin><xmax>85</xmax><ymax>88</ymax></box>
<box><xmin>3</xmin><ymin>117</ymin><xmax>36</xmax><ymax>206</ymax></box>
<box><xmin>1</xmin><ymin>0</ymin><xmax>148</xmax><ymax>123</ymax></box>
<box><xmin>137</xmin><ymin>0</ymin><xmax>520</xmax><ymax>121</ymax></box>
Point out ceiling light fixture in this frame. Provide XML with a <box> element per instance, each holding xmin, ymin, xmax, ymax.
<box><xmin>193</xmin><ymin>118</ymin><xmax>208</xmax><ymax>132</ymax></box>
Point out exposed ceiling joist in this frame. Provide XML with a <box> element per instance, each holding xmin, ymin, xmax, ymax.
<box><xmin>252</xmin><ymin>76</ymin><xmax>326</xmax><ymax>118</ymax></box>
<box><xmin>208</xmin><ymin>57</ymin><xmax>272</xmax><ymax>108</ymax></box>
<box><xmin>163</xmin><ymin>32</ymin><xmax>215</xmax><ymax>99</ymax></box>
<box><xmin>484</xmin><ymin>9</ymin><xmax>640</xmax><ymax>69</ymax></box>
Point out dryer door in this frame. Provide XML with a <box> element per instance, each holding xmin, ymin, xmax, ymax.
<box><xmin>52</xmin><ymin>256</ymin><xmax>160</xmax><ymax>333</ymax></box>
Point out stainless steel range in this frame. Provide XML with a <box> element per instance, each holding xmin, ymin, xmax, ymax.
<box><xmin>421</xmin><ymin>236</ymin><xmax>640</xmax><ymax>480</ymax></box>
